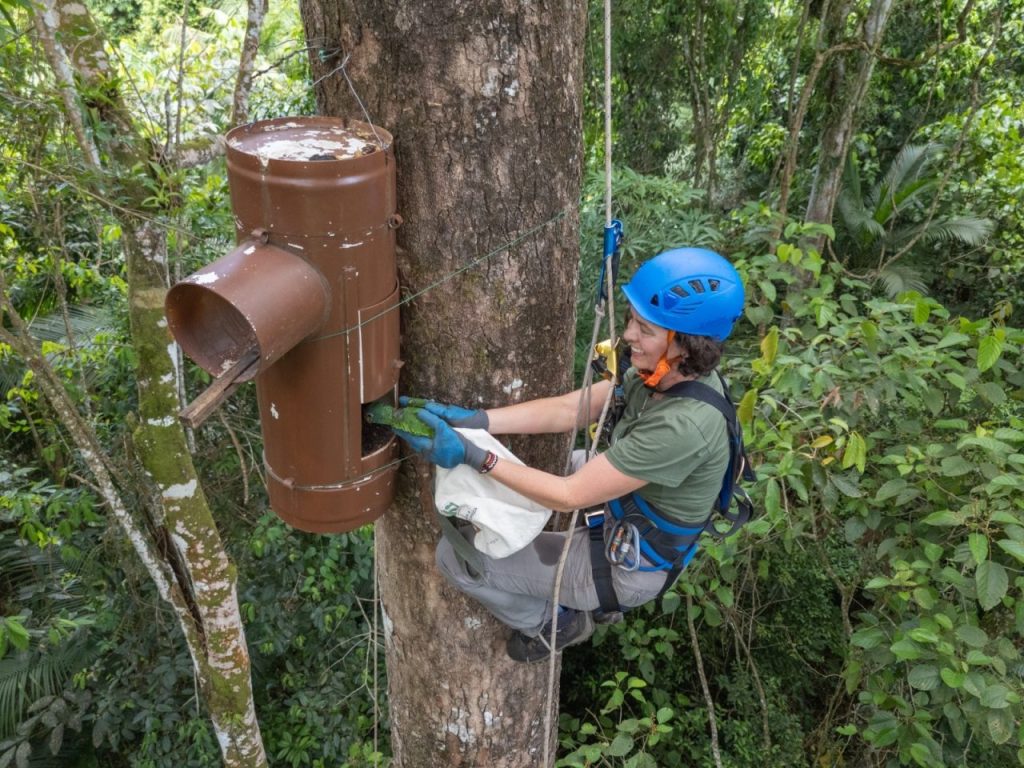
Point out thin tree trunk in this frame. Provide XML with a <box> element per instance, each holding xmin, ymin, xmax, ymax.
<box><xmin>805</xmin><ymin>0</ymin><xmax>896</xmax><ymax>244</ymax></box>
<box><xmin>300</xmin><ymin>1</ymin><xmax>584</xmax><ymax>765</ymax></box>
<box><xmin>231</xmin><ymin>0</ymin><xmax>268</xmax><ymax>127</ymax></box>
<box><xmin>29</xmin><ymin>1</ymin><xmax>266</xmax><ymax>764</ymax></box>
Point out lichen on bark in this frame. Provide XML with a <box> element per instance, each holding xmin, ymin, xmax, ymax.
<box><xmin>28</xmin><ymin>1</ymin><xmax>269</xmax><ymax>764</ymax></box>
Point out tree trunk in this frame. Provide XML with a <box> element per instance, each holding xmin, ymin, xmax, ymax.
<box><xmin>29</xmin><ymin>2</ymin><xmax>266</xmax><ymax>764</ymax></box>
<box><xmin>804</xmin><ymin>0</ymin><xmax>896</xmax><ymax>241</ymax></box>
<box><xmin>678</xmin><ymin>0</ymin><xmax>758</xmax><ymax>203</ymax></box>
<box><xmin>298</xmin><ymin>2</ymin><xmax>585</xmax><ymax>765</ymax></box>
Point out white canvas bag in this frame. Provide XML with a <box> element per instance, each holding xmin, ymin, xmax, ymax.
<box><xmin>433</xmin><ymin>428</ymin><xmax>552</xmax><ymax>558</ymax></box>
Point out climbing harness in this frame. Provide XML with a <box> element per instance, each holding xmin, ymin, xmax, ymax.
<box><xmin>588</xmin><ymin>371</ymin><xmax>758</xmax><ymax>618</ymax></box>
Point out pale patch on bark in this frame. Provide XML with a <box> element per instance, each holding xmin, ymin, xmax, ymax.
<box><xmin>169</xmin><ymin>533</ymin><xmax>193</xmax><ymax>578</ymax></box>
<box><xmin>443</xmin><ymin>708</ymin><xmax>476</xmax><ymax>745</ymax></box>
<box><xmin>133</xmin><ymin>287</ymin><xmax>169</xmax><ymax>308</ymax></box>
<box><xmin>162</xmin><ymin>478</ymin><xmax>197</xmax><ymax>499</ymax></box>
<box><xmin>381</xmin><ymin>605</ymin><xmax>394</xmax><ymax>644</ymax></box>
<box><xmin>501</xmin><ymin>378</ymin><xmax>524</xmax><ymax>395</ymax></box>
<box><xmin>174</xmin><ymin>135</ymin><xmax>226</xmax><ymax>169</ymax></box>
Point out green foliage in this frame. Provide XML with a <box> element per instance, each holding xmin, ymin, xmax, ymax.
<box><xmin>836</xmin><ymin>143</ymin><xmax>994</xmax><ymax>292</ymax></box>
<box><xmin>233</xmin><ymin>515</ymin><xmax>385</xmax><ymax>768</ymax></box>
<box><xmin>0</xmin><ymin>520</ymin><xmax>99</xmax><ymax>766</ymax></box>
<box><xmin>928</xmin><ymin>91</ymin><xmax>1024</xmax><ymax>317</ymax></box>
<box><xmin>557</xmin><ymin>673</ymin><xmax>675</xmax><ymax>768</ymax></box>
<box><xmin>741</xmin><ymin>238</ymin><xmax>1022</xmax><ymax>766</ymax></box>
<box><xmin>562</xmin><ymin>213</ymin><xmax>1024</xmax><ymax>767</ymax></box>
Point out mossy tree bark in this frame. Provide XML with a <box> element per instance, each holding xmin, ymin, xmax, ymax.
<box><xmin>804</xmin><ymin>0</ymin><xmax>896</xmax><ymax>243</ymax></box>
<box><xmin>298</xmin><ymin>1</ymin><xmax>585</xmax><ymax>765</ymax></box>
<box><xmin>27</xmin><ymin>1</ymin><xmax>267</xmax><ymax>764</ymax></box>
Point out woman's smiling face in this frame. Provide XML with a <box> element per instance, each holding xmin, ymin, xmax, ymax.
<box><xmin>622</xmin><ymin>306</ymin><xmax>683</xmax><ymax>372</ymax></box>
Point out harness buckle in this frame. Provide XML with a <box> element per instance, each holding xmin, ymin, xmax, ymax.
<box><xmin>584</xmin><ymin>509</ymin><xmax>606</xmax><ymax>528</ymax></box>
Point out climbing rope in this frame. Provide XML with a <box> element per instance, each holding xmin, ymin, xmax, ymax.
<box><xmin>542</xmin><ymin>1</ymin><xmax>621</xmax><ymax>765</ymax></box>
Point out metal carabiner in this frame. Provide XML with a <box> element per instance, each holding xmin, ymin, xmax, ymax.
<box><xmin>605</xmin><ymin>519</ymin><xmax>641</xmax><ymax>572</ymax></box>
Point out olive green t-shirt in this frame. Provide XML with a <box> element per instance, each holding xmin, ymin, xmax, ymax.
<box><xmin>604</xmin><ymin>368</ymin><xmax>730</xmax><ymax>526</ymax></box>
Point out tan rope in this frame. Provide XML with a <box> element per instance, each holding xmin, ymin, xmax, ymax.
<box><xmin>542</xmin><ymin>6</ymin><xmax>618</xmax><ymax>763</ymax></box>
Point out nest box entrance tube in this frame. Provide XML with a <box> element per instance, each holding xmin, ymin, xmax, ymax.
<box><xmin>165</xmin><ymin>116</ymin><xmax>401</xmax><ymax>533</ymax></box>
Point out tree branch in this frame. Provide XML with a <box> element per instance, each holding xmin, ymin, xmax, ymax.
<box><xmin>231</xmin><ymin>0</ymin><xmax>268</xmax><ymax>128</ymax></box>
<box><xmin>0</xmin><ymin>277</ymin><xmax>184</xmax><ymax>618</ymax></box>
<box><xmin>687</xmin><ymin>595</ymin><xmax>723</xmax><ymax>768</ymax></box>
<box><xmin>29</xmin><ymin>3</ymin><xmax>100</xmax><ymax>169</ymax></box>
<box><xmin>874</xmin><ymin>0</ymin><xmax>977</xmax><ymax>68</ymax></box>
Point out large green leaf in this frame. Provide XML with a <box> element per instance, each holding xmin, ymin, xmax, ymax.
<box><xmin>908</xmin><ymin>665</ymin><xmax>940</xmax><ymax>691</ymax></box>
<box><xmin>987</xmin><ymin>708</ymin><xmax>1013</xmax><ymax>744</ymax></box>
<box><xmin>939</xmin><ymin>456</ymin><xmax>973</xmax><ymax>477</ymax></box>
<box><xmin>977</xmin><ymin>335</ymin><xmax>1003</xmax><ymax>372</ymax></box>
<box><xmin>981</xmin><ymin>684</ymin><xmax>1011</xmax><ymax>709</ymax></box>
<box><xmin>975</xmin><ymin>561</ymin><xmax>1008</xmax><ymax>611</ymax></box>
<box><xmin>955</xmin><ymin>625</ymin><xmax>989</xmax><ymax>648</ymax></box>
<box><xmin>607</xmin><ymin>733</ymin><xmax>634</xmax><ymax>757</ymax></box>
<box><xmin>968</xmin><ymin>533</ymin><xmax>989</xmax><ymax>565</ymax></box>
<box><xmin>996</xmin><ymin>539</ymin><xmax>1024</xmax><ymax>565</ymax></box>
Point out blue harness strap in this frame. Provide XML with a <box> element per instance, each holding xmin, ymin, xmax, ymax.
<box><xmin>607</xmin><ymin>495</ymin><xmax>706</xmax><ymax>572</ymax></box>
<box><xmin>660</xmin><ymin>375</ymin><xmax>757</xmax><ymax>538</ymax></box>
<box><xmin>588</xmin><ymin>372</ymin><xmax>758</xmax><ymax>613</ymax></box>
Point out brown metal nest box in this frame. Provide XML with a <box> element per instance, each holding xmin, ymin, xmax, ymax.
<box><xmin>165</xmin><ymin>116</ymin><xmax>402</xmax><ymax>533</ymax></box>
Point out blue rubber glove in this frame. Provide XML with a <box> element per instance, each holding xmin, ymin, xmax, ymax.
<box><xmin>399</xmin><ymin>396</ymin><xmax>489</xmax><ymax>430</ymax></box>
<box><xmin>393</xmin><ymin>409</ymin><xmax>488</xmax><ymax>470</ymax></box>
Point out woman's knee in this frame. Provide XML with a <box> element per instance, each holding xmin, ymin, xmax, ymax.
<box><xmin>435</xmin><ymin>537</ymin><xmax>480</xmax><ymax>588</ymax></box>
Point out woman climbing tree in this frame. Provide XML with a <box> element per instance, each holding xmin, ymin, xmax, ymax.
<box><xmin>394</xmin><ymin>247</ymin><xmax>748</xmax><ymax>662</ymax></box>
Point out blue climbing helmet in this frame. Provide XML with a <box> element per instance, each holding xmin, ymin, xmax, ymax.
<box><xmin>622</xmin><ymin>247</ymin><xmax>745</xmax><ymax>342</ymax></box>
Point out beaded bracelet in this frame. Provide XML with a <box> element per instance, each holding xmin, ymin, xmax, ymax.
<box><xmin>479</xmin><ymin>451</ymin><xmax>499</xmax><ymax>474</ymax></box>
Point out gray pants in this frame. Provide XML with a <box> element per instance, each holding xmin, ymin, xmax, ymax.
<box><xmin>436</xmin><ymin>522</ymin><xmax>670</xmax><ymax>636</ymax></box>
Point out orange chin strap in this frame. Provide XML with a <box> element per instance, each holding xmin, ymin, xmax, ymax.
<box><xmin>637</xmin><ymin>330</ymin><xmax>679</xmax><ymax>389</ymax></box>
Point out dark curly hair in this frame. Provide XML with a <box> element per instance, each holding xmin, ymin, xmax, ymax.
<box><xmin>676</xmin><ymin>334</ymin><xmax>724</xmax><ymax>377</ymax></box>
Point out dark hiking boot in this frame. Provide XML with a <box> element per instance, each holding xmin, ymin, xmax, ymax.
<box><xmin>506</xmin><ymin>608</ymin><xmax>594</xmax><ymax>663</ymax></box>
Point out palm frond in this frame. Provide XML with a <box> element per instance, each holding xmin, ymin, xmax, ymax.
<box><xmin>842</xmin><ymin>149</ymin><xmax>865</xmax><ymax>208</ymax></box>
<box><xmin>837</xmin><ymin>189</ymin><xmax>885</xmax><ymax>250</ymax></box>
<box><xmin>0</xmin><ymin>304</ymin><xmax>116</xmax><ymax>396</ymax></box>
<box><xmin>25</xmin><ymin>305</ymin><xmax>113</xmax><ymax>344</ymax></box>
<box><xmin>877</xmin><ymin>263</ymin><xmax>929</xmax><ymax>298</ymax></box>
<box><xmin>873</xmin><ymin>143</ymin><xmax>943</xmax><ymax>223</ymax></box>
<box><xmin>0</xmin><ymin>638</ymin><xmax>97</xmax><ymax>741</ymax></box>
<box><xmin>891</xmin><ymin>216</ymin><xmax>995</xmax><ymax>249</ymax></box>
<box><xmin>878</xmin><ymin>176</ymin><xmax>938</xmax><ymax>223</ymax></box>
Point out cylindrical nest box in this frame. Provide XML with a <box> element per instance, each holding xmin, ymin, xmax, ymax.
<box><xmin>165</xmin><ymin>116</ymin><xmax>401</xmax><ymax>533</ymax></box>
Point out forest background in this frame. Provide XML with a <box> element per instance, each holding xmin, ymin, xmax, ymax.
<box><xmin>1</xmin><ymin>0</ymin><xmax>1023</xmax><ymax>767</ymax></box>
